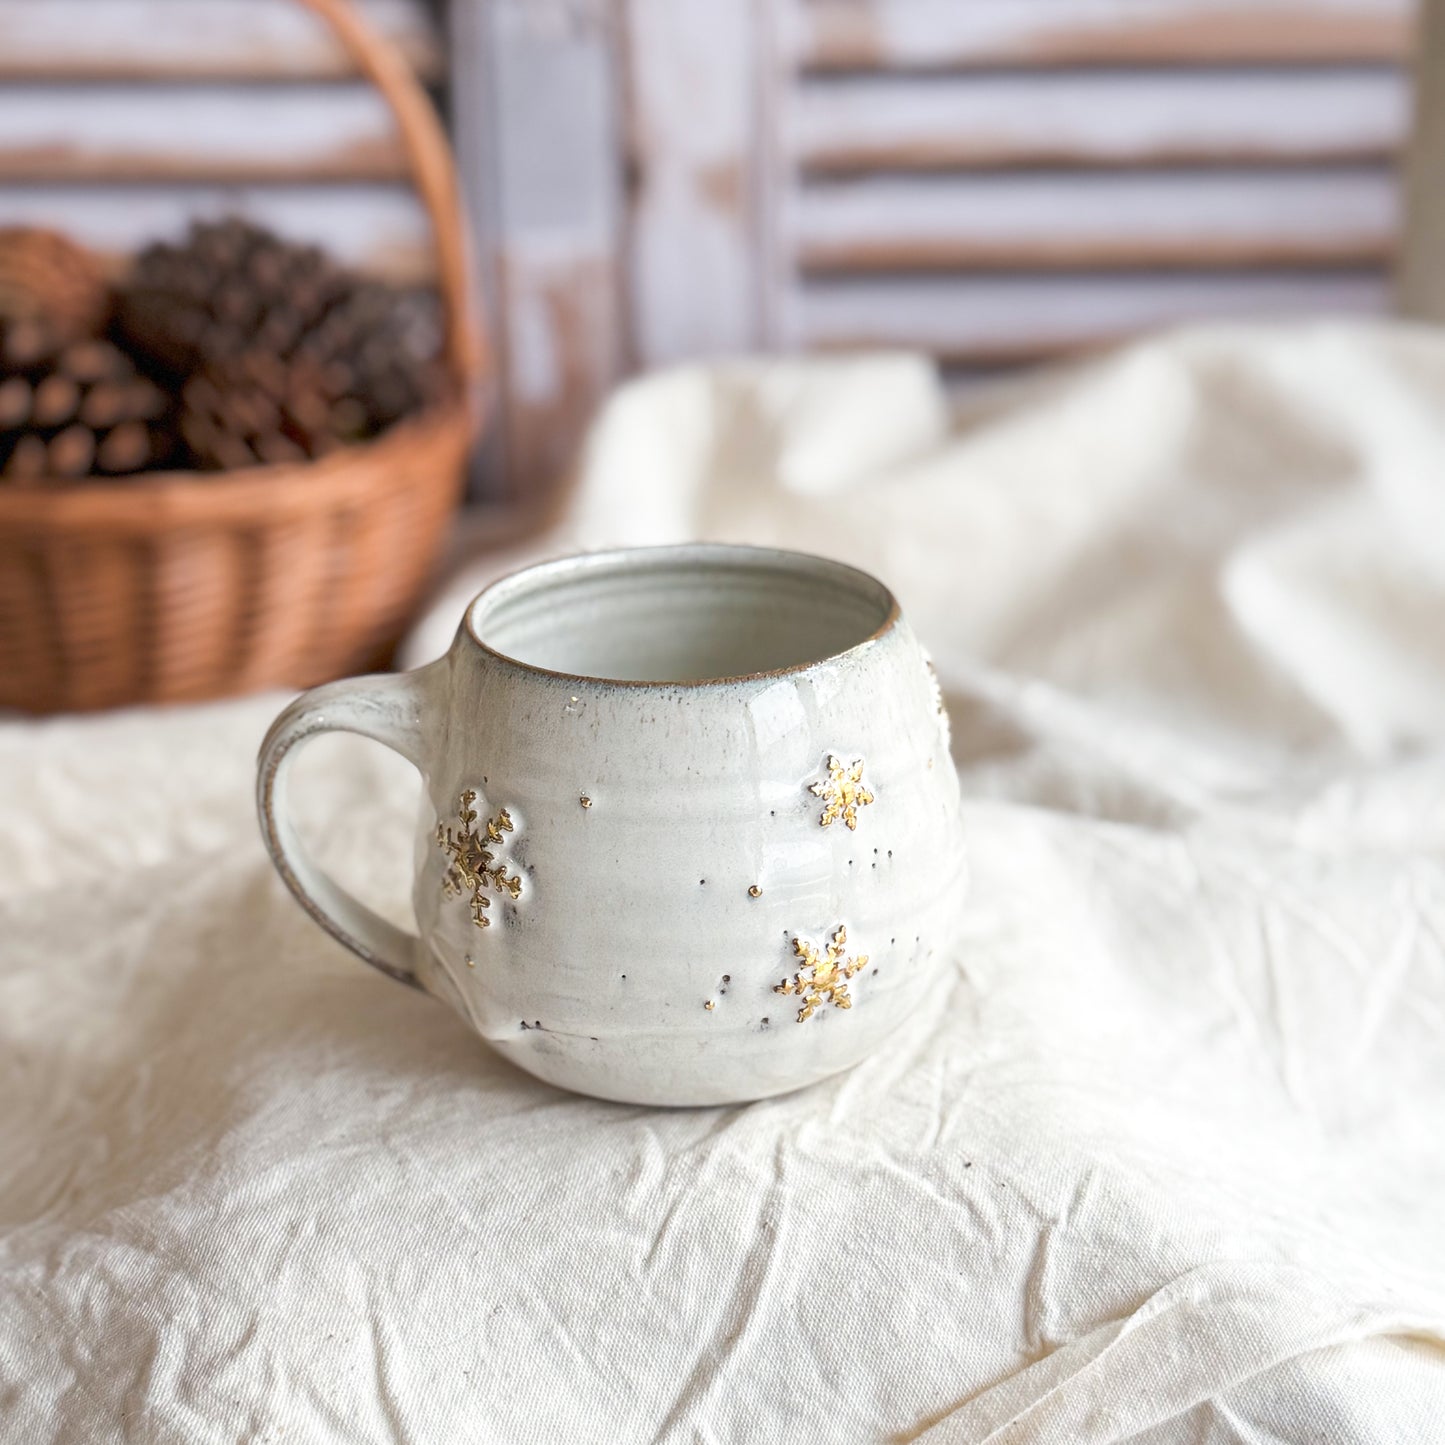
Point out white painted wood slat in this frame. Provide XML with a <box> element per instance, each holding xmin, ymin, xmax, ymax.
<box><xmin>795</xmin><ymin>69</ymin><xmax>1410</xmax><ymax>173</ymax></box>
<box><xmin>798</xmin><ymin>271</ymin><xmax>1391</xmax><ymax>361</ymax></box>
<box><xmin>795</xmin><ymin>169</ymin><xmax>1399</xmax><ymax>270</ymax></box>
<box><xmin>0</xmin><ymin>86</ymin><xmax>407</xmax><ymax>183</ymax></box>
<box><xmin>463</xmin><ymin>0</ymin><xmax>626</xmax><ymax>499</ymax></box>
<box><xmin>799</xmin><ymin>0</ymin><xmax>1412</xmax><ymax>71</ymax></box>
<box><xmin>624</xmin><ymin>0</ymin><xmax>773</xmax><ymax>362</ymax></box>
<box><xmin>0</xmin><ymin>0</ymin><xmax>442</xmax><ymax>81</ymax></box>
<box><xmin>0</xmin><ymin>186</ymin><xmax>433</xmax><ymax>280</ymax></box>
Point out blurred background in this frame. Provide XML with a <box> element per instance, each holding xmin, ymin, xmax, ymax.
<box><xmin>1</xmin><ymin>0</ymin><xmax>1430</xmax><ymax>499</ymax></box>
<box><xmin>2</xmin><ymin>0</ymin><xmax>1441</xmax><ymax>711</ymax></box>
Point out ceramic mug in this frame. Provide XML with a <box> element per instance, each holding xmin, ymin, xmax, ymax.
<box><xmin>257</xmin><ymin>544</ymin><xmax>966</xmax><ymax>1106</ymax></box>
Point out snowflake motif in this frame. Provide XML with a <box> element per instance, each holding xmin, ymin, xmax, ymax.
<box><xmin>435</xmin><ymin>790</ymin><xmax>522</xmax><ymax>929</ymax></box>
<box><xmin>809</xmin><ymin>753</ymin><xmax>875</xmax><ymax>830</ymax></box>
<box><xmin>775</xmin><ymin>924</ymin><xmax>868</xmax><ymax>1022</ymax></box>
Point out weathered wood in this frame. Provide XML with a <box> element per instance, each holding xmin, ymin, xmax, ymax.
<box><xmin>0</xmin><ymin>0</ymin><xmax>442</xmax><ymax>81</ymax></box>
<box><xmin>797</xmin><ymin>271</ymin><xmax>1391</xmax><ymax>360</ymax></box>
<box><xmin>444</xmin><ymin>0</ymin><xmax>1416</xmax><ymax>497</ymax></box>
<box><xmin>623</xmin><ymin>0</ymin><xmax>774</xmax><ymax>362</ymax></box>
<box><xmin>796</xmin><ymin>69</ymin><xmax>1409</xmax><ymax>174</ymax></box>
<box><xmin>800</xmin><ymin>0</ymin><xmax>1413</xmax><ymax>72</ymax></box>
<box><xmin>0</xmin><ymin>86</ymin><xmax>408</xmax><ymax>184</ymax></box>
<box><xmin>0</xmin><ymin>185</ymin><xmax>434</xmax><ymax>280</ymax></box>
<box><xmin>1398</xmin><ymin>0</ymin><xmax>1445</xmax><ymax>316</ymax></box>
<box><xmin>494</xmin><ymin>249</ymin><xmax>625</xmax><ymax>497</ymax></box>
<box><xmin>450</xmin><ymin>0</ymin><xmax>626</xmax><ymax>502</ymax></box>
<box><xmin>795</xmin><ymin>169</ymin><xmax>1399</xmax><ymax>272</ymax></box>
<box><xmin>802</xmin><ymin>234</ymin><xmax>1396</xmax><ymax>272</ymax></box>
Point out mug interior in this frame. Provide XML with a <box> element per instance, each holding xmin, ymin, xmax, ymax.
<box><xmin>468</xmin><ymin>546</ymin><xmax>896</xmax><ymax>684</ymax></box>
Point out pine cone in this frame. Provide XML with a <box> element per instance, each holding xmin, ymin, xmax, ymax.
<box><xmin>0</xmin><ymin>323</ymin><xmax>180</xmax><ymax>483</ymax></box>
<box><xmin>0</xmin><ymin>228</ymin><xmax>110</xmax><ymax>346</ymax></box>
<box><xmin>115</xmin><ymin>219</ymin><xmax>446</xmax><ymax>469</ymax></box>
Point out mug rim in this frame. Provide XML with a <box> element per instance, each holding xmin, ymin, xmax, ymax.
<box><xmin>462</xmin><ymin>543</ymin><xmax>901</xmax><ymax>689</ymax></box>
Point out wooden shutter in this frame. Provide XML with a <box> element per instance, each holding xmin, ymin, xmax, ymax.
<box><xmin>448</xmin><ymin>0</ymin><xmax>626</xmax><ymax>504</ymax></box>
<box><xmin>624</xmin><ymin>0</ymin><xmax>1415</xmax><ymax>393</ymax></box>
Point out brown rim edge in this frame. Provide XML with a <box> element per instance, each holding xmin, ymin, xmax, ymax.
<box><xmin>460</xmin><ymin>543</ymin><xmax>902</xmax><ymax>690</ymax></box>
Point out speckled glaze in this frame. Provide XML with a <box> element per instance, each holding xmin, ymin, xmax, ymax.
<box><xmin>258</xmin><ymin>545</ymin><xmax>966</xmax><ymax>1106</ymax></box>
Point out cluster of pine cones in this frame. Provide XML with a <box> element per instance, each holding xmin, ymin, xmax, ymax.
<box><xmin>0</xmin><ymin>220</ymin><xmax>446</xmax><ymax>484</ymax></box>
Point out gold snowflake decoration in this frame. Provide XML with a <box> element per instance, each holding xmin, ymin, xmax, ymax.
<box><xmin>436</xmin><ymin>790</ymin><xmax>522</xmax><ymax>929</ymax></box>
<box><xmin>809</xmin><ymin>753</ymin><xmax>875</xmax><ymax>830</ymax></box>
<box><xmin>775</xmin><ymin>924</ymin><xmax>868</xmax><ymax>1022</ymax></box>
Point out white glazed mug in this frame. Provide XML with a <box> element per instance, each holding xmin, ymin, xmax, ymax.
<box><xmin>258</xmin><ymin>544</ymin><xmax>965</xmax><ymax>1106</ymax></box>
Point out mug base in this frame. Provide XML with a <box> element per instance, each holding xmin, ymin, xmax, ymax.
<box><xmin>478</xmin><ymin>998</ymin><xmax>931</xmax><ymax>1109</ymax></box>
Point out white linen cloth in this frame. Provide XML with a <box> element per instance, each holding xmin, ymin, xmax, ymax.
<box><xmin>3</xmin><ymin>323</ymin><xmax>1444</xmax><ymax>1442</ymax></box>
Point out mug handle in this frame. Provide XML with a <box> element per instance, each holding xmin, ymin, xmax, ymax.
<box><xmin>257</xmin><ymin>667</ymin><xmax>437</xmax><ymax>990</ymax></box>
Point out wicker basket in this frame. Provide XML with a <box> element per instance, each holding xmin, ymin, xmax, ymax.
<box><xmin>0</xmin><ymin>0</ymin><xmax>489</xmax><ymax>714</ymax></box>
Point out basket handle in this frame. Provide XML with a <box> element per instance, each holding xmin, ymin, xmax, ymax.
<box><xmin>257</xmin><ymin>667</ymin><xmax>440</xmax><ymax>991</ymax></box>
<box><xmin>296</xmin><ymin>0</ymin><xmax>489</xmax><ymax>407</ymax></box>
